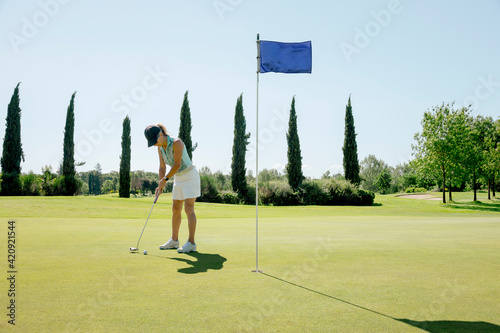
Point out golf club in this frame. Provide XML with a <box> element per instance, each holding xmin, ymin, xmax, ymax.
<box><xmin>129</xmin><ymin>193</ymin><xmax>159</xmax><ymax>252</ymax></box>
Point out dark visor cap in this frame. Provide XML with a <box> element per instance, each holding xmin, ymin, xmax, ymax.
<box><xmin>144</xmin><ymin>125</ymin><xmax>161</xmax><ymax>147</ymax></box>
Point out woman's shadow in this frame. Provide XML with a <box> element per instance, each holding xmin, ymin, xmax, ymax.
<box><xmin>170</xmin><ymin>252</ymin><xmax>227</xmax><ymax>274</ymax></box>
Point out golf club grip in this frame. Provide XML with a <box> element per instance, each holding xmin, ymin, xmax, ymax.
<box><xmin>154</xmin><ymin>194</ymin><xmax>159</xmax><ymax>203</ymax></box>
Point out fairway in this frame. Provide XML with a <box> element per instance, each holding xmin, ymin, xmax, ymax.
<box><xmin>1</xmin><ymin>194</ymin><xmax>499</xmax><ymax>332</ymax></box>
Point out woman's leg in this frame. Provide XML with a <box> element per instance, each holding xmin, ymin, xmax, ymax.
<box><xmin>184</xmin><ymin>198</ymin><xmax>197</xmax><ymax>244</ymax></box>
<box><xmin>171</xmin><ymin>199</ymin><xmax>184</xmax><ymax>241</ymax></box>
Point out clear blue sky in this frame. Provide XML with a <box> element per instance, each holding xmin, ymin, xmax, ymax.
<box><xmin>1</xmin><ymin>0</ymin><xmax>499</xmax><ymax>178</ymax></box>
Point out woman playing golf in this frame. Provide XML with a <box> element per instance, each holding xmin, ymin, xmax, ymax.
<box><xmin>144</xmin><ymin>124</ymin><xmax>200</xmax><ymax>253</ymax></box>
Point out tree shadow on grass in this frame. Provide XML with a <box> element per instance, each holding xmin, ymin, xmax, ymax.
<box><xmin>397</xmin><ymin>319</ymin><xmax>500</xmax><ymax>332</ymax></box>
<box><xmin>445</xmin><ymin>200</ymin><xmax>500</xmax><ymax>213</ymax></box>
<box><xmin>262</xmin><ymin>273</ymin><xmax>500</xmax><ymax>332</ymax></box>
<box><xmin>170</xmin><ymin>252</ymin><xmax>227</xmax><ymax>274</ymax></box>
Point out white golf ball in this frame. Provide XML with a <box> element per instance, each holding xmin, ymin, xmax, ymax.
<box><xmin>143</xmin><ymin>250</ymin><xmax>148</xmax><ymax>255</ymax></box>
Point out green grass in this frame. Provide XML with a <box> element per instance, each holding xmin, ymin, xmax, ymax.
<box><xmin>0</xmin><ymin>193</ymin><xmax>499</xmax><ymax>332</ymax></box>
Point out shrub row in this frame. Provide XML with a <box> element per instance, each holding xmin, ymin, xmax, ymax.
<box><xmin>2</xmin><ymin>170</ymin><xmax>374</xmax><ymax>206</ymax></box>
<box><xmin>405</xmin><ymin>187</ymin><xmax>428</xmax><ymax>193</ymax></box>
<box><xmin>21</xmin><ymin>172</ymin><xmax>84</xmax><ymax>196</ymax></box>
<box><xmin>260</xmin><ymin>179</ymin><xmax>374</xmax><ymax>206</ymax></box>
<box><xmin>197</xmin><ymin>173</ymin><xmax>256</xmax><ymax>204</ymax></box>
<box><xmin>198</xmin><ymin>175</ymin><xmax>375</xmax><ymax>206</ymax></box>
<box><xmin>0</xmin><ymin>171</ymin><xmax>86</xmax><ymax>196</ymax></box>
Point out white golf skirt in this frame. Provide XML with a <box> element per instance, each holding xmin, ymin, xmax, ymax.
<box><xmin>172</xmin><ymin>166</ymin><xmax>201</xmax><ymax>201</ymax></box>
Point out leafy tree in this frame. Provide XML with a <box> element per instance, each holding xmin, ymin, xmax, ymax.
<box><xmin>413</xmin><ymin>103</ymin><xmax>459</xmax><ymax>203</ymax></box>
<box><xmin>41</xmin><ymin>165</ymin><xmax>57</xmax><ymax>196</ymax></box>
<box><xmin>102</xmin><ymin>179</ymin><xmax>115</xmax><ymax>194</ymax></box>
<box><xmin>246</xmin><ymin>169</ymin><xmax>255</xmax><ymax>183</ymax></box>
<box><xmin>286</xmin><ymin>96</ymin><xmax>304</xmax><ymax>191</ymax></box>
<box><xmin>342</xmin><ymin>95</ymin><xmax>360</xmax><ymax>185</ymax></box>
<box><xmin>119</xmin><ymin>116</ymin><xmax>131</xmax><ymax>198</ymax></box>
<box><xmin>149</xmin><ymin>178</ymin><xmax>158</xmax><ymax>195</ymax></box>
<box><xmin>130</xmin><ymin>171</ymin><xmax>141</xmax><ymax>195</ymax></box>
<box><xmin>61</xmin><ymin>92</ymin><xmax>78</xmax><ymax>195</ymax></box>
<box><xmin>465</xmin><ymin>115</ymin><xmax>489</xmax><ymax>201</ymax></box>
<box><xmin>442</xmin><ymin>106</ymin><xmax>472</xmax><ymax>201</ymax></box>
<box><xmin>178</xmin><ymin>91</ymin><xmax>197</xmax><ymax>160</ymax></box>
<box><xmin>231</xmin><ymin>94</ymin><xmax>250</xmax><ymax>197</ymax></box>
<box><xmin>481</xmin><ymin>117</ymin><xmax>500</xmax><ymax>199</ymax></box>
<box><xmin>99</xmin><ymin>171</ymin><xmax>120</xmax><ymax>194</ymax></box>
<box><xmin>105</xmin><ymin>171</ymin><xmax>119</xmax><ymax>192</ymax></box>
<box><xmin>375</xmin><ymin>169</ymin><xmax>392</xmax><ymax>194</ymax></box>
<box><xmin>259</xmin><ymin>168</ymin><xmax>284</xmax><ymax>184</ymax></box>
<box><xmin>401</xmin><ymin>169</ymin><xmax>418</xmax><ymax>190</ymax></box>
<box><xmin>470</xmin><ymin>116</ymin><xmax>499</xmax><ymax>200</ymax></box>
<box><xmin>21</xmin><ymin>171</ymin><xmax>42</xmax><ymax>196</ymax></box>
<box><xmin>1</xmin><ymin>83</ymin><xmax>24</xmax><ymax>195</ymax></box>
<box><xmin>391</xmin><ymin>163</ymin><xmax>412</xmax><ymax>193</ymax></box>
<box><xmin>360</xmin><ymin>154</ymin><xmax>389</xmax><ymax>192</ymax></box>
<box><xmin>141</xmin><ymin>178</ymin><xmax>151</xmax><ymax>196</ymax></box>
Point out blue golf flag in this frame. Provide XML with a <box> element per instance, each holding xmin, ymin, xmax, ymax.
<box><xmin>259</xmin><ymin>40</ymin><xmax>312</xmax><ymax>74</ymax></box>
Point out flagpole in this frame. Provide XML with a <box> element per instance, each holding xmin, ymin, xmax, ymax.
<box><xmin>253</xmin><ymin>33</ymin><xmax>262</xmax><ymax>273</ymax></box>
<box><xmin>251</xmin><ymin>35</ymin><xmax>311</xmax><ymax>273</ymax></box>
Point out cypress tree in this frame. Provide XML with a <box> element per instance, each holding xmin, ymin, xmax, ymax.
<box><xmin>178</xmin><ymin>91</ymin><xmax>197</xmax><ymax>160</ymax></box>
<box><xmin>62</xmin><ymin>92</ymin><xmax>78</xmax><ymax>195</ymax></box>
<box><xmin>1</xmin><ymin>83</ymin><xmax>24</xmax><ymax>195</ymax></box>
<box><xmin>231</xmin><ymin>94</ymin><xmax>250</xmax><ymax>197</ymax></box>
<box><xmin>91</xmin><ymin>164</ymin><xmax>102</xmax><ymax>195</ymax></box>
<box><xmin>88</xmin><ymin>172</ymin><xmax>93</xmax><ymax>195</ymax></box>
<box><xmin>342</xmin><ymin>95</ymin><xmax>361</xmax><ymax>185</ymax></box>
<box><xmin>119</xmin><ymin>116</ymin><xmax>131</xmax><ymax>198</ymax></box>
<box><xmin>286</xmin><ymin>96</ymin><xmax>304</xmax><ymax>190</ymax></box>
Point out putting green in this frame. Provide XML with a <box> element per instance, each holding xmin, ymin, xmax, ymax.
<box><xmin>0</xmin><ymin>193</ymin><xmax>499</xmax><ymax>332</ymax></box>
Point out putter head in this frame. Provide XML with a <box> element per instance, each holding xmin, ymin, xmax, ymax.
<box><xmin>129</xmin><ymin>247</ymin><xmax>139</xmax><ymax>252</ymax></box>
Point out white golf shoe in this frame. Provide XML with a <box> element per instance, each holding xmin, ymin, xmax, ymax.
<box><xmin>159</xmin><ymin>238</ymin><xmax>179</xmax><ymax>250</ymax></box>
<box><xmin>177</xmin><ymin>241</ymin><xmax>196</xmax><ymax>253</ymax></box>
